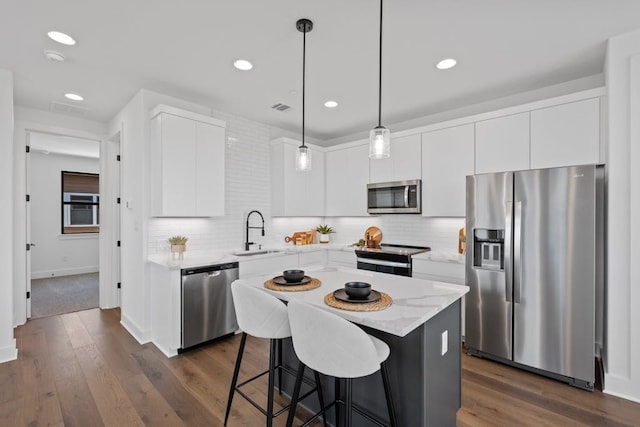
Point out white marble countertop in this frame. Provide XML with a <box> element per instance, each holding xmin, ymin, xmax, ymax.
<box><xmin>413</xmin><ymin>250</ymin><xmax>465</xmax><ymax>264</ymax></box>
<box><xmin>148</xmin><ymin>244</ymin><xmax>356</xmax><ymax>270</ymax></box>
<box><xmin>236</xmin><ymin>266</ymin><xmax>469</xmax><ymax>337</ymax></box>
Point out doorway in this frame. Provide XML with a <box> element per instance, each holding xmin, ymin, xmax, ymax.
<box><xmin>27</xmin><ymin>131</ymin><xmax>101</xmax><ymax>318</ymax></box>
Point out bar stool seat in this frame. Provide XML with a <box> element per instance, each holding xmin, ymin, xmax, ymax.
<box><xmin>225</xmin><ymin>283</ymin><xmax>326</xmax><ymax>427</ymax></box>
<box><xmin>286</xmin><ymin>300</ymin><xmax>397</xmax><ymax>427</ymax></box>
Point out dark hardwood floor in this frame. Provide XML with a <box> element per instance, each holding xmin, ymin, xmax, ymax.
<box><xmin>1</xmin><ymin>307</ymin><xmax>639</xmax><ymax>426</ymax></box>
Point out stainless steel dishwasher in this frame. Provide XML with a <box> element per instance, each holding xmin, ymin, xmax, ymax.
<box><xmin>180</xmin><ymin>261</ymin><xmax>239</xmax><ymax>351</ymax></box>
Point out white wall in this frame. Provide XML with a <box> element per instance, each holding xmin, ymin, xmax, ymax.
<box><xmin>603</xmin><ymin>28</ymin><xmax>640</xmax><ymax>402</ymax></box>
<box><xmin>30</xmin><ymin>152</ymin><xmax>99</xmax><ymax>278</ymax></box>
<box><xmin>0</xmin><ymin>69</ymin><xmax>17</xmax><ymax>362</ymax></box>
<box><xmin>12</xmin><ymin>107</ymin><xmax>107</xmax><ymax>325</ymax></box>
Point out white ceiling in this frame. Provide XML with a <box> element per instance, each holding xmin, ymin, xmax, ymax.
<box><xmin>2</xmin><ymin>0</ymin><xmax>640</xmax><ymax>142</ymax></box>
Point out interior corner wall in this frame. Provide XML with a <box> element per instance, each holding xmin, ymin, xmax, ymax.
<box><xmin>0</xmin><ymin>69</ymin><xmax>17</xmax><ymax>362</ymax></box>
<box><xmin>30</xmin><ymin>152</ymin><xmax>100</xmax><ymax>278</ymax></box>
<box><xmin>604</xmin><ymin>28</ymin><xmax>640</xmax><ymax>402</ymax></box>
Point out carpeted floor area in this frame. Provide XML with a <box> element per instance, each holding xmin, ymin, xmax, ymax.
<box><xmin>31</xmin><ymin>272</ymin><xmax>99</xmax><ymax>318</ymax></box>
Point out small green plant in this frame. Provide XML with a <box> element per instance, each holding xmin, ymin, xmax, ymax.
<box><xmin>315</xmin><ymin>224</ymin><xmax>335</xmax><ymax>235</ymax></box>
<box><xmin>168</xmin><ymin>235</ymin><xmax>188</xmax><ymax>245</ymax></box>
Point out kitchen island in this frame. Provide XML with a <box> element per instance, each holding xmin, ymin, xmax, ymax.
<box><xmin>236</xmin><ymin>266</ymin><xmax>469</xmax><ymax>426</ymax></box>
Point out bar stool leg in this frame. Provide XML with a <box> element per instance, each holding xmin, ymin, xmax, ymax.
<box><xmin>224</xmin><ymin>332</ymin><xmax>247</xmax><ymax>426</ymax></box>
<box><xmin>313</xmin><ymin>371</ymin><xmax>328</xmax><ymax>427</ymax></box>
<box><xmin>344</xmin><ymin>378</ymin><xmax>353</xmax><ymax>427</ymax></box>
<box><xmin>286</xmin><ymin>362</ymin><xmax>306</xmax><ymax>427</ymax></box>
<box><xmin>334</xmin><ymin>377</ymin><xmax>341</xmax><ymax>425</ymax></box>
<box><xmin>278</xmin><ymin>339</ymin><xmax>284</xmax><ymax>395</ymax></box>
<box><xmin>267</xmin><ymin>339</ymin><xmax>277</xmax><ymax>427</ymax></box>
<box><xmin>381</xmin><ymin>362</ymin><xmax>397</xmax><ymax>427</ymax></box>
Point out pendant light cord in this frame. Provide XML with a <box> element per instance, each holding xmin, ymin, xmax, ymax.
<box><xmin>378</xmin><ymin>0</ymin><xmax>383</xmax><ymax>128</ymax></box>
<box><xmin>302</xmin><ymin>26</ymin><xmax>307</xmax><ymax>147</ymax></box>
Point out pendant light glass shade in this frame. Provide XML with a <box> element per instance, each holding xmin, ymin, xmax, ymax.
<box><xmin>369</xmin><ymin>0</ymin><xmax>391</xmax><ymax>159</ymax></box>
<box><xmin>369</xmin><ymin>125</ymin><xmax>390</xmax><ymax>159</ymax></box>
<box><xmin>296</xmin><ymin>144</ymin><xmax>312</xmax><ymax>171</ymax></box>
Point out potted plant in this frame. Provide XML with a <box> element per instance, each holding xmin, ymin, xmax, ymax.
<box><xmin>168</xmin><ymin>235</ymin><xmax>188</xmax><ymax>259</ymax></box>
<box><xmin>315</xmin><ymin>224</ymin><xmax>335</xmax><ymax>244</ymax></box>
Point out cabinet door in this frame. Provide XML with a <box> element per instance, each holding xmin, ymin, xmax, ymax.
<box><xmin>369</xmin><ymin>134</ymin><xmax>421</xmax><ymax>183</ymax></box>
<box><xmin>475</xmin><ymin>113</ymin><xmax>530</xmax><ymax>174</ymax></box>
<box><xmin>161</xmin><ymin>114</ymin><xmax>197</xmax><ymax>216</ymax></box>
<box><xmin>195</xmin><ymin>121</ymin><xmax>225</xmax><ymax>216</ymax></box>
<box><xmin>306</xmin><ymin>150</ymin><xmax>325</xmax><ymax>215</ymax></box>
<box><xmin>530</xmin><ymin>98</ymin><xmax>600</xmax><ymax>169</ymax></box>
<box><xmin>326</xmin><ymin>144</ymin><xmax>369</xmax><ymax>216</ymax></box>
<box><xmin>421</xmin><ymin>124</ymin><xmax>475</xmax><ymax>217</ymax></box>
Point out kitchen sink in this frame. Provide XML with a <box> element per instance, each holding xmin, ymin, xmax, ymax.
<box><xmin>233</xmin><ymin>250</ymin><xmax>283</xmax><ymax>257</ymax></box>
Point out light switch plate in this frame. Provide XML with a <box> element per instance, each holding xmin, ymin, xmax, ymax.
<box><xmin>441</xmin><ymin>330</ymin><xmax>448</xmax><ymax>356</ymax></box>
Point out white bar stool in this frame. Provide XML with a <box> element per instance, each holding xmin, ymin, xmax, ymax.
<box><xmin>225</xmin><ymin>282</ymin><xmax>326</xmax><ymax>427</ymax></box>
<box><xmin>286</xmin><ymin>300</ymin><xmax>397</xmax><ymax>427</ymax></box>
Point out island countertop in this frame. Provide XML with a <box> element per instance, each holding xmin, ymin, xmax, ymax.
<box><xmin>235</xmin><ymin>266</ymin><xmax>469</xmax><ymax>337</ymax></box>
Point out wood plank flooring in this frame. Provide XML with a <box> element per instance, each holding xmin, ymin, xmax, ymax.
<box><xmin>1</xmin><ymin>307</ymin><xmax>639</xmax><ymax>426</ymax></box>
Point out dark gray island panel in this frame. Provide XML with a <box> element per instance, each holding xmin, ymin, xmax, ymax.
<box><xmin>280</xmin><ymin>299</ymin><xmax>462</xmax><ymax>426</ymax></box>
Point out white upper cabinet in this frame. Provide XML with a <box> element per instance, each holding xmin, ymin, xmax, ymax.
<box><xmin>369</xmin><ymin>133</ymin><xmax>422</xmax><ymax>183</ymax></box>
<box><xmin>325</xmin><ymin>143</ymin><xmax>369</xmax><ymax>216</ymax></box>
<box><xmin>150</xmin><ymin>105</ymin><xmax>226</xmax><ymax>217</ymax></box>
<box><xmin>475</xmin><ymin>112</ymin><xmax>530</xmax><ymax>174</ymax></box>
<box><xmin>421</xmin><ymin>124</ymin><xmax>475</xmax><ymax>217</ymax></box>
<box><xmin>530</xmin><ymin>98</ymin><xmax>600</xmax><ymax>169</ymax></box>
<box><xmin>271</xmin><ymin>138</ymin><xmax>325</xmax><ymax>217</ymax></box>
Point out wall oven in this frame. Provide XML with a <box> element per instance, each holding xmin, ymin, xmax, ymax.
<box><xmin>367</xmin><ymin>179</ymin><xmax>421</xmax><ymax>214</ymax></box>
<box><xmin>356</xmin><ymin>244</ymin><xmax>430</xmax><ymax>277</ymax></box>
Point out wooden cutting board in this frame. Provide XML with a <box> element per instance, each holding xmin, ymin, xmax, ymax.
<box><xmin>365</xmin><ymin>226</ymin><xmax>382</xmax><ymax>245</ymax></box>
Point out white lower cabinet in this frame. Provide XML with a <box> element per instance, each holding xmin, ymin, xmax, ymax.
<box><xmin>421</xmin><ymin>124</ymin><xmax>475</xmax><ymax>217</ymax></box>
<box><xmin>530</xmin><ymin>97</ymin><xmax>600</xmax><ymax>169</ymax></box>
<box><xmin>299</xmin><ymin>250</ymin><xmax>327</xmax><ymax>267</ymax></box>
<box><xmin>325</xmin><ymin>144</ymin><xmax>369</xmax><ymax>216</ymax></box>
<box><xmin>327</xmin><ymin>249</ymin><xmax>357</xmax><ymax>269</ymax></box>
<box><xmin>239</xmin><ymin>254</ymin><xmax>299</xmax><ymax>278</ymax></box>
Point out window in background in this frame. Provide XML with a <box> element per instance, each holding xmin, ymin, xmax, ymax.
<box><xmin>61</xmin><ymin>171</ymin><xmax>99</xmax><ymax>234</ymax></box>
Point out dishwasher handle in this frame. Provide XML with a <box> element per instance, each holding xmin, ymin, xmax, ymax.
<box><xmin>182</xmin><ymin>261</ymin><xmax>240</xmax><ymax>276</ymax></box>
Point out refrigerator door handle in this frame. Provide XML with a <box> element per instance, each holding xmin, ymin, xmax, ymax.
<box><xmin>504</xmin><ymin>201</ymin><xmax>513</xmax><ymax>302</ymax></box>
<box><xmin>513</xmin><ymin>201</ymin><xmax>523</xmax><ymax>303</ymax></box>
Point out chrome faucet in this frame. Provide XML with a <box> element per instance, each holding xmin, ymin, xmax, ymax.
<box><xmin>245</xmin><ymin>210</ymin><xmax>265</xmax><ymax>251</ymax></box>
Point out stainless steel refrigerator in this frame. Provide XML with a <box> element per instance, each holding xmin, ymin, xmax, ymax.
<box><xmin>465</xmin><ymin>164</ymin><xmax>604</xmax><ymax>390</ymax></box>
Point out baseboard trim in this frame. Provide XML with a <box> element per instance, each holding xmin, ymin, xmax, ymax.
<box><xmin>32</xmin><ymin>266</ymin><xmax>99</xmax><ymax>280</ymax></box>
<box><xmin>120</xmin><ymin>313</ymin><xmax>151</xmax><ymax>345</ymax></box>
<box><xmin>603</xmin><ymin>373</ymin><xmax>640</xmax><ymax>403</ymax></box>
<box><xmin>0</xmin><ymin>339</ymin><xmax>18</xmax><ymax>363</ymax></box>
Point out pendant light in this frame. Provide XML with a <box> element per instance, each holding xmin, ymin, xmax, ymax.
<box><xmin>296</xmin><ymin>18</ymin><xmax>313</xmax><ymax>171</ymax></box>
<box><xmin>369</xmin><ymin>0</ymin><xmax>390</xmax><ymax>159</ymax></box>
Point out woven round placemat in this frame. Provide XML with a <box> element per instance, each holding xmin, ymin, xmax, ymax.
<box><xmin>264</xmin><ymin>277</ymin><xmax>321</xmax><ymax>292</ymax></box>
<box><xmin>324</xmin><ymin>291</ymin><xmax>392</xmax><ymax>312</ymax></box>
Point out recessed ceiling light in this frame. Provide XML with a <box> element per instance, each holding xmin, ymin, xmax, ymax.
<box><xmin>436</xmin><ymin>58</ymin><xmax>457</xmax><ymax>70</ymax></box>
<box><xmin>233</xmin><ymin>59</ymin><xmax>253</xmax><ymax>71</ymax></box>
<box><xmin>44</xmin><ymin>50</ymin><xmax>65</xmax><ymax>62</ymax></box>
<box><xmin>47</xmin><ymin>31</ymin><xmax>76</xmax><ymax>46</ymax></box>
<box><xmin>64</xmin><ymin>93</ymin><xmax>84</xmax><ymax>101</ymax></box>
<box><xmin>324</xmin><ymin>100</ymin><xmax>338</xmax><ymax>108</ymax></box>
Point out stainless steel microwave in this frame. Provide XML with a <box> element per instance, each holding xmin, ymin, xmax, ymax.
<box><xmin>367</xmin><ymin>179</ymin><xmax>421</xmax><ymax>214</ymax></box>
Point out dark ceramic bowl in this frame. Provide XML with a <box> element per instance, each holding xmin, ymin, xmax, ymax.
<box><xmin>344</xmin><ymin>282</ymin><xmax>372</xmax><ymax>299</ymax></box>
<box><xmin>283</xmin><ymin>269</ymin><xmax>305</xmax><ymax>283</ymax></box>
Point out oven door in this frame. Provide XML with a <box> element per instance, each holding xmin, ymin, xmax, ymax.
<box><xmin>357</xmin><ymin>258</ymin><xmax>412</xmax><ymax>277</ymax></box>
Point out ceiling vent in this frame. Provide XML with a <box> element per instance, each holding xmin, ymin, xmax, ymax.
<box><xmin>50</xmin><ymin>101</ymin><xmax>88</xmax><ymax>116</ymax></box>
<box><xmin>271</xmin><ymin>103</ymin><xmax>293</xmax><ymax>112</ymax></box>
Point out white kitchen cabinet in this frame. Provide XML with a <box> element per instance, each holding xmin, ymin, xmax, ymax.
<box><xmin>369</xmin><ymin>133</ymin><xmax>422</xmax><ymax>183</ymax></box>
<box><xmin>530</xmin><ymin>98</ymin><xmax>600</xmax><ymax>169</ymax></box>
<box><xmin>475</xmin><ymin>112</ymin><xmax>530</xmax><ymax>174</ymax></box>
<box><xmin>327</xmin><ymin>249</ymin><xmax>357</xmax><ymax>269</ymax></box>
<box><xmin>299</xmin><ymin>249</ymin><xmax>327</xmax><ymax>267</ymax></box>
<box><xmin>150</xmin><ymin>105</ymin><xmax>226</xmax><ymax>217</ymax></box>
<box><xmin>271</xmin><ymin>138</ymin><xmax>325</xmax><ymax>217</ymax></box>
<box><xmin>239</xmin><ymin>254</ymin><xmax>299</xmax><ymax>278</ymax></box>
<box><xmin>325</xmin><ymin>143</ymin><xmax>369</xmax><ymax>216</ymax></box>
<box><xmin>421</xmin><ymin>124</ymin><xmax>475</xmax><ymax>217</ymax></box>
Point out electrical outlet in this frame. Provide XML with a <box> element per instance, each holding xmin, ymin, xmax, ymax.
<box><xmin>441</xmin><ymin>330</ymin><xmax>448</xmax><ymax>356</ymax></box>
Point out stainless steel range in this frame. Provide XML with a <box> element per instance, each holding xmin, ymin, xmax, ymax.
<box><xmin>355</xmin><ymin>244</ymin><xmax>431</xmax><ymax>277</ymax></box>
